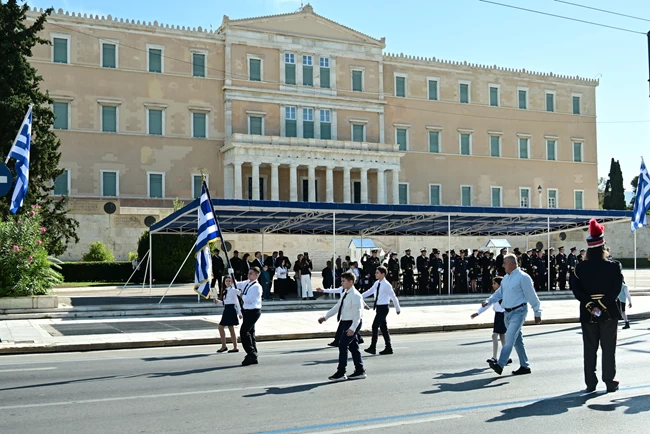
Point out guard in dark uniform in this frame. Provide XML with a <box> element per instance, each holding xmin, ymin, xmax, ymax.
<box><xmin>556</xmin><ymin>246</ymin><xmax>568</xmax><ymax>290</ymax></box>
<box><xmin>534</xmin><ymin>250</ymin><xmax>547</xmax><ymax>291</ymax></box>
<box><xmin>449</xmin><ymin>250</ymin><xmax>457</xmax><ymax>290</ymax></box>
<box><xmin>524</xmin><ymin>248</ymin><xmax>535</xmax><ymax>278</ymax></box>
<box><xmin>548</xmin><ymin>247</ymin><xmax>557</xmax><ymax>290</ymax></box>
<box><xmin>453</xmin><ymin>249</ymin><xmax>469</xmax><ymax>294</ymax></box>
<box><xmin>442</xmin><ymin>252</ymin><xmax>450</xmax><ymax>293</ymax></box>
<box><xmin>521</xmin><ymin>248</ymin><xmax>530</xmax><ymax>276</ymax></box>
<box><xmin>429</xmin><ymin>249</ymin><xmax>444</xmax><ymax>295</ymax></box>
<box><xmin>416</xmin><ymin>248</ymin><xmax>430</xmax><ymax>295</ymax></box>
<box><xmin>494</xmin><ymin>248</ymin><xmax>506</xmax><ymax>277</ymax></box>
<box><xmin>400</xmin><ymin>249</ymin><xmax>415</xmax><ymax>295</ymax></box>
<box><xmin>387</xmin><ymin>251</ymin><xmax>401</xmax><ymax>295</ymax></box>
<box><xmin>513</xmin><ymin>248</ymin><xmax>522</xmax><ymax>268</ymax></box>
<box><xmin>230</xmin><ymin>250</ymin><xmax>244</xmax><ymax>282</ymax></box>
<box><xmin>577</xmin><ymin>248</ymin><xmax>586</xmax><ymax>264</ymax></box>
<box><xmin>362</xmin><ymin>250</ymin><xmax>380</xmax><ymax>288</ymax></box>
<box><xmin>480</xmin><ymin>250</ymin><xmax>492</xmax><ymax>292</ymax></box>
<box><xmin>467</xmin><ymin>249</ymin><xmax>480</xmax><ymax>293</ymax></box>
<box><xmin>571</xmin><ymin>219</ymin><xmax>622</xmax><ymax>393</ymax></box>
<box><xmin>568</xmin><ymin>247</ymin><xmax>577</xmax><ymax>290</ymax></box>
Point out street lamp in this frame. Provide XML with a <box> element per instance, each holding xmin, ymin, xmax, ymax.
<box><xmin>537</xmin><ymin>185</ymin><xmax>543</xmax><ymax>208</ymax></box>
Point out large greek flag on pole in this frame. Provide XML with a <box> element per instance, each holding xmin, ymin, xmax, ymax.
<box><xmin>195</xmin><ymin>181</ymin><xmax>219</xmax><ymax>298</ymax></box>
<box><xmin>632</xmin><ymin>158</ymin><xmax>650</xmax><ymax>232</ymax></box>
<box><xmin>8</xmin><ymin>105</ymin><xmax>33</xmax><ymax>214</ymax></box>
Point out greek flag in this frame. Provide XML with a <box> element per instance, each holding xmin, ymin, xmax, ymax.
<box><xmin>632</xmin><ymin>159</ymin><xmax>650</xmax><ymax>232</ymax></box>
<box><xmin>8</xmin><ymin>105</ymin><xmax>33</xmax><ymax>214</ymax></box>
<box><xmin>194</xmin><ymin>181</ymin><xmax>219</xmax><ymax>298</ymax></box>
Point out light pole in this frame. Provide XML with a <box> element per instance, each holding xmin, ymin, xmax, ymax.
<box><xmin>538</xmin><ymin>185</ymin><xmax>543</xmax><ymax>208</ymax></box>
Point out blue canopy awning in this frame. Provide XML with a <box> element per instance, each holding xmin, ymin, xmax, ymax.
<box><xmin>150</xmin><ymin>198</ymin><xmax>631</xmax><ymax>237</ymax></box>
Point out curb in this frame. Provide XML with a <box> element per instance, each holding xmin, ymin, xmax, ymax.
<box><xmin>2</xmin><ymin>313</ymin><xmax>650</xmax><ymax>355</ymax></box>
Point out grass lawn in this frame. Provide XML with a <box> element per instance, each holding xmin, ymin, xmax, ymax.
<box><xmin>55</xmin><ymin>282</ymin><xmax>127</xmax><ymax>288</ymax></box>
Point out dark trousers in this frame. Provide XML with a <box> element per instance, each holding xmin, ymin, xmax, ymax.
<box><xmin>558</xmin><ymin>270</ymin><xmax>567</xmax><ymax>291</ymax></box>
<box><xmin>370</xmin><ymin>305</ymin><xmax>391</xmax><ymax>349</ymax></box>
<box><xmin>581</xmin><ymin>319</ymin><xmax>617</xmax><ymax>388</ymax></box>
<box><xmin>403</xmin><ymin>271</ymin><xmax>414</xmax><ymax>294</ymax></box>
<box><xmin>333</xmin><ymin>321</ymin><xmax>363</xmax><ymax>345</ymax></box>
<box><xmin>211</xmin><ymin>273</ymin><xmax>223</xmax><ymax>292</ymax></box>
<box><xmin>418</xmin><ymin>275</ymin><xmax>429</xmax><ymax>295</ymax></box>
<box><xmin>240</xmin><ymin>309</ymin><xmax>261</xmax><ymax>360</ymax></box>
<box><xmin>337</xmin><ymin>320</ymin><xmax>364</xmax><ymax>373</ymax></box>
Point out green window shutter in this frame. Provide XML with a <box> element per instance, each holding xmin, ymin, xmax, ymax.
<box><xmin>148</xmin><ymin>110</ymin><xmax>163</xmax><ymax>135</ymax></box>
<box><xmin>460</xmin><ymin>84</ymin><xmax>469</xmax><ymax>103</ymax></box>
<box><xmin>53</xmin><ymin>102</ymin><xmax>68</xmax><ymax>130</ymax></box>
<box><xmin>575</xmin><ymin>191</ymin><xmax>583</xmax><ymax>209</ymax></box>
<box><xmin>519</xmin><ymin>138</ymin><xmax>528</xmax><ymax>159</ymax></box>
<box><xmin>398</xmin><ymin>184</ymin><xmax>408</xmax><ymax>204</ymax></box>
<box><xmin>547</xmin><ymin>140</ymin><xmax>556</xmax><ymax>160</ymax></box>
<box><xmin>149</xmin><ymin>49</ymin><xmax>162</xmax><ymax>73</ymax></box>
<box><xmin>573</xmin><ymin>96</ymin><xmax>580</xmax><ymax>114</ymax></box>
<box><xmin>490</xmin><ymin>136</ymin><xmax>500</xmax><ymax>157</ymax></box>
<box><xmin>192</xmin><ymin>53</ymin><xmax>205</xmax><ymax>77</ymax></box>
<box><xmin>396</xmin><ymin>129</ymin><xmax>407</xmax><ymax>151</ymax></box>
<box><xmin>429</xmin><ymin>131</ymin><xmax>440</xmax><ymax>153</ymax></box>
<box><xmin>489</xmin><ymin>87</ymin><xmax>499</xmax><ymax>106</ymax></box>
<box><xmin>102</xmin><ymin>43</ymin><xmax>116</xmax><ymax>68</ymax></box>
<box><xmin>193</xmin><ymin>176</ymin><xmax>202</xmax><ymax>198</ymax></box>
<box><xmin>53</xmin><ymin>38</ymin><xmax>68</xmax><ymax>63</ymax></box>
<box><xmin>303</xmin><ymin>121</ymin><xmax>314</xmax><ymax>139</ymax></box>
<box><xmin>430</xmin><ymin>185</ymin><xmax>440</xmax><ymax>205</ymax></box>
<box><xmin>286</xmin><ymin>120</ymin><xmax>297</xmax><ymax>138</ymax></box>
<box><xmin>193</xmin><ymin>113</ymin><xmax>206</xmax><ymax>138</ymax></box>
<box><xmin>352</xmin><ymin>71</ymin><xmax>362</xmax><ymax>92</ymax></box>
<box><xmin>250</xmin><ymin>116</ymin><xmax>262</xmax><ymax>135</ymax></box>
<box><xmin>395</xmin><ymin>76</ymin><xmax>406</xmax><ymax>97</ymax></box>
<box><xmin>285</xmin><ymin>64</ymin><xmax>296</xmax><ymax>85</ymax></box>
<box><xmin>428</xmin><ymin>80</ymin><xmax>438</xmax><ymax>100</ymax></box>
<box><xmin>102</xmin><ymin>172</ymin><xmax>117</xmax><ymax>197</ymax></box>
<box><xmin>102</xmin><ymin>106</ymin><xmax>117</xmax><ymax>132</ymax></box>
<box><xmin>53</xmin><ymin>170</ymin><xmax>68</xmax><ymax>195</ymax></box>
<box><xmin>491</xmin><ymin>188</ymin><xmax>501</xmax><ymax>207</ymax></box>
<box><xmin>303</xmin><ymin>65</ymin><xmax>313</xmax><ymax>86</ymax></box>
<box><xmin>149</xmin><ymin>174</ymin><xmax>163</xmax><ymax>198</ymax></box>
<box><xmin>249</xmin><ymin>58</ymin><xmax>261</xmax><ymax>81</ymax></box>
<box><xmin>546</xmin><ymin>93</ymin><xmax>554</xmax><ymax>112</ymax></box>
<box><xmin>518</xmin><ymin>90</ymin><xmax>527</xmax><ymax>109</ymax></box>
<box><xmin>320</xmin><ymin>123</ymin><xmax>331</xmax><ymax>140</ymax></box>
<box><xmin>460</xmin><ymin>134</ymin><xmax>470</xmax><ymax>155</ymax></box>
<box><xmin>352</xmin><ymin>125</ymin><xmax>364</xmax><ymax>142</ymax></box>
<box><xmin>573</xmin><ymin>142</ymin><xmax>582</xmax><ymax>162</ymax></box>
<box><xmin>320</xmin><ymin>67</ymin><xmax>330</xmax><ymax>88</ymax></box>
<box><xmin>461</xmin><ymin>187</ymin><xmax>471</xmax><ymax>206</ymax></box>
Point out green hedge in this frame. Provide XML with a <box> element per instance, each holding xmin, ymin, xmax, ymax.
<box><xmin>137</xmin><ymin>230</ymin><xmax>195</xmax><ymax>283</ymax></box>
<box><xmin>61</xmin><ymin>262</ymin><xmax>141</xmax><ymax>283</ymax></box>
<box><xmin>618</xmin><ymin>258</ymin><xmax>650</xmax><ymax>269</ymax></box>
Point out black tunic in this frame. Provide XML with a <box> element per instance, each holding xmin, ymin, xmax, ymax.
<box><xmin>571</xmin><ymin>259</ymin><xmax>622</xmax><ymax>322</ymax></box>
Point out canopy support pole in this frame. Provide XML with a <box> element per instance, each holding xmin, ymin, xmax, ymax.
<box><xmin>448</xmin><ymin>214</ymin><xmax>451</xmax><ymax>295</ymax></box>
<box><xmin>159</xmin><ymin>241</ymin><xmax>197</xmax><ymax>304</ymax></box>
<box><xmin>149</xmin><ymin>232</ymin><xmax>153</xmax><ymax>292</ymax></box>
<box><xmin>118</xmin><ymin>249</ymin><xmax>150</xmax><ymax>295</ymax></box>
<box><xmin>547</xmin><ymin>217</ymin><xmax>551</xmax><ymax>292</ymax></box>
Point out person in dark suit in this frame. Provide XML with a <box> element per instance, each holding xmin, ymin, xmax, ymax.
<box><xmin>230</xmin><ymin>250</ymin><xmax>243</xmax><ymax>281</ymax></box>
<box><xmin>495</xmin><ymin>248</ymin><xmax>506</xmax><ymax>277</ymax></box>
<box><xmin>387</xmin><ymin>252</ymin><xmax>400</xmax><ymax>294</ymax></box>
<box><xmin>400</xmin><ymin>249</ymin><xmax>415</xmax><ymax>295</ymax></box>
<box><xmin>556</xmin><ymin>246</ymin><xmax>569</xmax><ymax>290</ymax></box>
<box><xmin>468</xmin><ymin>249</ymin><xmax>480</xmax><ymax>293</ymax></box>
<box><xmin>480</xmin><ymin>250</ymin><xmax>492</xmax><ymax>292</ymax></box>
<box><xmin>211</xmin><ymin>249</ymin><xmax>226</xmax><ymax>296</ymax></box>
<box><xmin>571</xmin><ymin>219</ymin><xmax>622</xmax><ymax>393</ymax></box>
<box><xmin>453</xmin><ymin>249</ymin><xmax>469</xmax><ymax>294</ymax></box>
<box><xmin>416</xmin><ymin>248</ymin><xmax>429</xmax><ymax>295</ymax></box>
<box><xmin>430</xmin><ymin>249</ymin><xmax>444</xmax><ymax>295</ymax></box>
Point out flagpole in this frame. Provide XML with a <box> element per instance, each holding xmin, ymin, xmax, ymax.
<box><xmin>634</xmin><ymin>229</ymin><xmax>637</xmax><ymax>290</ymax></box>
<box><xmin>202</xmin><ymin>177</ymin><xmax>236</xmax><ymax>286</ymax></box>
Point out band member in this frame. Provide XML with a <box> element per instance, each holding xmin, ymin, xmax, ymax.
<box><xmin>416</xmin><ymin>248</ymin><xmax>430</xmax><ymax>295</ymax></box>
<box><xmin>362</xmin><ymin>266</ymin><xmax>401</xmax><ymax>355</ymax></box>
<box><xmin>387</xmin><ymin>251</ymin><xmax>400</xmax><ymax>294</ymax></box>
<box><xmin>556</xmin><ymin>247</ymin><xmax>568</xmax><ymax>290</ymax></box>
<box><xmin>430</xmin><ymin>249</ymin><xmax>444</xmax><ymax>295</ymax></box>
<box><xmin>400</xmin><ymin>249</ymin><xmax>415</xmax><ymax>295</ymax></box>
<box><xmin>453</xmin><ymin>249</ymin><xmax>469</xmax><ymax>294</ymax></box>
<box><xmin>468</xmin><ymin>249</ymin><xmax>481</xmax><ymax>293</ymax></box>
<box><xmin>571</xmin><ymin>219</ymin><xmax>622</xmax><ymax>393</ymax></box>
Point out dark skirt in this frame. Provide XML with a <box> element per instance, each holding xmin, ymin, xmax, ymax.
<box><xmin>219</xmin><ymin>304</ymin><xmax>239</xmax><ymax>326</ymax></box>
<box><xmin>493</xmin><ymin>311</ymin><xmax>507</xmax><ymax>334</ymax></box>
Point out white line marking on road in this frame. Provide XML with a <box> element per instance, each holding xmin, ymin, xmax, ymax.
<box><xmin>307</xmin><ymin>414</ymin><xmax>463</xmax><ymax>433</ymax></box>
<box><xmin>0</xmin><ymin>367</ymin><xmax>56</xmax><ymax>373</ymax></box>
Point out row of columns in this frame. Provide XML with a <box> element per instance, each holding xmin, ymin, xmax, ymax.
<box><xmin>224</xmin><ymin>161</ymin><xmax>400</xmax><ymax>204</ymax></box>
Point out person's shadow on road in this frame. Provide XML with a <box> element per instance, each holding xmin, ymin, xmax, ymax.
<box><xmin>423</xmin><ymin>376</ymin><xmax>507</xmax><ymax>395</ymax></box>
<box><xmin>243</xmin><ymin>381</ymin><xmax>334</xmax><ymax>397</ymax></box>
<box><xmin>487</xmin><ymin>391</ymin><xmax>600</xmax><ymax>422</ymax></box>
<box><xmin>588</xmin><ymin>394</ymin><xmax>650</xmax><ymax>415</ymax></box>
<box><xmin>434</xmin><ymin>368</ymin><xmax>489</xmax><ymax>380</ymax></box>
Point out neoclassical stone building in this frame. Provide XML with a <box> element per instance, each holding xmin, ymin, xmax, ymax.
<box><xmin>26</xmin><ymin>5</ymin><xmax>600</xmax><ymax>260</ymax></box>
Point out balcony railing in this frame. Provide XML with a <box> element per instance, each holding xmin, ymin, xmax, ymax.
<box><xmin>226</xmin><ymin>133</ymin><xmax>399</xmax><ymax>153</ymax></box>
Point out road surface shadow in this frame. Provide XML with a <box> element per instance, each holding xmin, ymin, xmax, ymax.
<box><xmin>243</xmin><ymin>381</ymin><xmax>334</xmax><ymax>397</ymax></box>
<box><xmin>303</xmin><ymin>359</ymin><xmax>338</xmax><ymax>366</ymax></box>
<box><xmin>487</xmin><ymin>391</ymin><xmax>601</xmax><ymax>422</ymax></box>
<box><xmin>281</xmin><ymin>347</ymin><xmax>333</xmax><ymax>355</ymax></box>
<box><xmin>434</xmin><ymin>368</ymin><xmax>489</xmax><ymax>380</ymax></box>
<box><xmin>423</xmin><ymin>376</ymin><xmax>507</xmax><ymax>395</ymax></box>
<box><xmin>142</xmin><ymin>354</ymin><xmax>214</xmax><ymax>362</ymax></box>
<box><xmin>588</xmin><ymin>394</ymin><xmax>650</xmax><ymax>414</ymax></box>
<box><xmin>459</xmin><ymin>326</ymin><xmax>581</xmax><ymax>346</ymax></box>
<box><xmin>0</xmin><ymin>375</ymin><xmax>117</xmax><ymax>392</ymax></box>
<box><xmin>133</xmin><ymin>366</ymin><xmax>240</xmax><ymax>378</ymax></box>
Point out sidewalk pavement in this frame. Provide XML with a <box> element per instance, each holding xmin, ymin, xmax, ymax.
<box><xmin>1</xmin><ymin>295</ymin><xmax>649</xmax><ymax>355</ymax></box>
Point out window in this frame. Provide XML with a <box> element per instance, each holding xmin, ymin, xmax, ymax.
<box><xmin>518</xmin><ymin>88</ymin><xmax>528</xmax><ymax>109</ymax></box>
<box><xmin>461</xmin><ymin>186</ymin><xmax>472</xmax><ymax>206</ymax></box>
<box><xmin>573</xmin><ymin>142</ymin><xmax>583</xmax><ymax>162</ymax></box>
<box><xmin>428</xmin><ymin>130</ymin><xmax>440</xmax><ymax>153</ymax></box>
<box><xmin>572</xmin><ymin>95</ymin><xmax>581</xmax><ymax>115</ymax></box>
<box><xmin>101</xmin><ymin>171</ymin><xmax>118</xmax><ymax>197</ymax></box>
<box><xmin>546</xmin><ymin>140</ymin><xmax>557</xmax><ymax>161</ymax></box>
<box><xmin>192</xmin><ymin>112</ymin><xmax>207</xmax><ymax>138</ymax></box>
<box><xmin>352</xmin><ymin>124</ymin><xmax>365</xmax><ymax>142</ymax></box>
<box><xmin>101</xmin><ymin>41</ymin><xmax>117</xmax><ymax>68</ymax></box>
<box><xmin>460</xmin><ymin>133</ymin><xmax>471</xmax><ymax>155</ymax></box>
<box><xmin>490</xmin><ymin>135</ymin><xmax>501</xmax><ymax>157</ymax></box>
<box><xmin>249</xmin><ymin>116</ymin><xmax>263</xmax><ymax>135</ymax></box>
<box><xmin>192</xmin><ymin>52</ymin><xmax>206</xmax><ymax>77</ymax></box>
<box><xmin>285</xmin><ymin>53</ymin><xmax>296</xmax><ymax>85</ymax></box>
<box><xmin>53</xmin><ymin>169</ymin><xmax>69</xmax><ymax>195</ymax></box>
<box><xmin>352</xmin><ymin>70</ymin><xmax>363</xmax><ymax>92</ymax></box>
<box><xmin>574</xmin><ymin>190</ymin><xmax>584</xmax><ymax>210</ymax></box>
<box><xmin>285</xmin><ymin>106</ymin><xmax>297</xmax><ymax>137</ymax></box>
<box><xmin>428</xmin><ymin>79</ymin><xmax>439</xmax><ymax>101</ymax></box>
<box><xmin>192</xmin><ymin>175</ymin><xmax>204</xmax><ymax>199</ymax></box>
<box><xmin>148</xmin><ymin>173</ymin><xmax>164</xmax><ymax>198</ymax></box>
<box><xmin>303</xmin><ymin>108</ymin><xmax>314</xmax><ymax>139</ymax></box>
<box><xmin>302</xmin><ymin>55</ymin><xmax>313</xmax><ymax>87</ymax></box>
<box><xmin>249</xmin><ymin>57</ymin><xmax>261</xmax><ymax>82</ymax></box>
<box><xmin>396</xmin><ymin>128</ymin><xmax>407</xmax><ymax>151</ymax></box>
<box><xmin>52</xmin><ymin>34</ymin><xmax>69</xmax><ymax>64</ymax></box>
<box><xmin>429</xmin><ymin>184</ymin><xmax>441</xmax><ymax>206</ymax></box>
<box><xmin>395</xmin><ymin>75</ymin><xmax>406</xmax><ymax>97</ymax></box>
<box><xmin>320</xmin><ymin>109</ymin><xmax>331</xmax><ymax>140</ymax></box>
<box><xmin>53</xmin><ymin>102</ymin><xmax>69</xmax><ymax>130</ymax></box>
<box><xmin>319</xmin><ymin>57</ymin><xmax>330</xmax><ymax>89</ymax></box>
<box><xmin>489</xmin><ymin>85</ymin><xmax>499</xmax><ymax>107</ymax></box>
<box><xmin>491</xmin><ymin>187</ymin><xmax>502</xmax><ymax>207</ymax></box>
<box><xmin>545</xmin><ymin>91</ymin><xmax>555</xmax><ymax>112</ymax></box>
<box><xmin>101</xmin><ymin>105</ymin><xmax>117</xmax><ymax>133</ymax></box>
<box><xmin>147</xmin><ymin>45</ymin><xmax>163</xmax><ymax>73</ymax></box>
<box><xmin>459</xmin><ymin>81</ymin><xmax>470</xmax><ymax>104</ymax></box>
<box><xmin>518</xmin><ymin>137</ymin><xmax>530</xmax><ymax>159</ymax></box>
<box><xmin>148</xmin><ymin>109</ymin><xmax>164</xmax><ymax>135</ymax></box>
<box><xmin>548</xmin><ymin>189</ymin><xmax>558</xmax><ymax>209</ymax></box>
<box><xmin>249</xmin><ymin>177</ymin><xmax>266</xmax><ymax>201</ymax></box>
<box><xmin>520</xmin><ymin>188</ymin><xmax>530</xmax><ymax>208</ymax></box>
<box><xmin>398</xmin><ymin>183</ymin><xmax>409</xmax><ymax>205</ymax></box>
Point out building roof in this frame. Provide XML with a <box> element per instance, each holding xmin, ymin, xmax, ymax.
<box><xmin>484</xmin><ymin>239</ymin><xmax>512</xmax><ymax>249</ymax></box>
<box><xmin>349</xmin><ymin>239</ymin><xmax>378</xmax><ymax>249</ymax></box>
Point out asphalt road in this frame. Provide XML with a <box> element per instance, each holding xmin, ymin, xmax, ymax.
<box><xmin>1</xmin><ymin>321</ymin><xmax>649</xmax><ymax>434</ymax></box>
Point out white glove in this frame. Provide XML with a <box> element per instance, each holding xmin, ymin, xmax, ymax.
<box><xmin>228</xmin><ymin>268</ymin><xmax>234</xmax><ymax>275</ymax></box>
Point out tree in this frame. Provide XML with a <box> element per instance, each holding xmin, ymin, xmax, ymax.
<box><xmin>630</xmin><ymin>175</ymin><xmax>639</xmax><ymax>208</ymax></box>
<box><xmin>0</xmin><ymin>1</ymin><xmax>78</xmax><ymax>256</ymax></box>
<box><xmin>602</xmin><ymin>158</ymin><xmax>626</xmax><ymax>210</ymax></box>
<box><xmin>82</xmin><ymin>241</ymin><xmax>115</xmax><ymax>262</ymax></box>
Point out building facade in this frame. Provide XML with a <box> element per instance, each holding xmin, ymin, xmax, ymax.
<box><xmin>27</xmin><ymin>5</ymin><xmax>600</xmax><ymax>260</ymax></box>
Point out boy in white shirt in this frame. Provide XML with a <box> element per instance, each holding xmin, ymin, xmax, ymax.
<box><xmin>315</xmin><ymin>286</ymin><xmax>369</xmax><ymax>347</ymax></box>
<box><xmin>362</xmin><ymin>266</ymin><xmax>401</xmax><ymax>355</ymax></box>
<box><xmin>232</xmin><ymin>267</ymin><xmax>263</xmax><ymax>366</ymax></box>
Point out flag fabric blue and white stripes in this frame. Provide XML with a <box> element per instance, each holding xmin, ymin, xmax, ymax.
<box><xmin>194</xmin><ymin>181</ymin><xmax>219</xmax><ymax>298</ymax></box>
<box><xmin>8</xmin><ymin>105</ymin><xmax>33</xmax><ymax>214</ymax></box>
<box><xmin>632</xmin><ymin>159</ymin><xmax>650</xmax><ymax>232</ymax></box>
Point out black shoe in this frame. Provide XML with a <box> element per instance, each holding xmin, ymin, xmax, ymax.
<box><xmin>606</xmin><ymin>381</ymin><xmax>620</xmax><ymax>393</ymax></box>
<box><xmin>328</xmin><ymin>371</ymin><xmax>348</xmax><ymax>382</ymax></box>
<box><xmin>358</xmin><ymin>337</ymin><xmax>364</xmax><ymax>344</ymax></box>
<box><xmin>348</xmin><ymin>370</ymin><xmax>367</xmax><ymax>380</ymax></box>
<box><xmin>488</xmin><ymin>360</ymin><xmax>503</xmax><ymax>376</ymax></box>
<box><xmin>364</xmin><ymin>347</ymin><xmax>376</xmax><ymax>355</ymax></box>
<box><xmin>623</xmin><ymin>322</ymin><xmax>630</xmax><ymax>329</ymax></box>
<box><xmin>327</xmin><ymin>341</ymin><xmax>338</xmax><ymax>347</ymax></box>
<box><xmin>585</xmin><ymin>385</ymin><xmax>597</xmax><ymax>393</ymax></box>
<box><xmin>487</xmin><ymin>357</ymin><xmax>497</xmax><ymax>364</ymax></box>
<box><xmin>507</xmin><ymin>359</ymin><xmax>513</xmax><ymax>365</ymax></box>
<box><xmin>512</xmin><ymin>367</ymin><xmax>532</xmax><ymax>376</ymax></box>
<box><xmin>379</xmin><ymin>348</ymin><xmax>393</xmax><ymax>355</ymax></box>
<box><xmin>242</xmin><ymin>358</ymin><xmax>258</xmax><ymax>366</ymax></box>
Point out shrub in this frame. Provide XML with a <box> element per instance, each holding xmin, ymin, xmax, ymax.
<box><xmin>82</xmin><ymin>241</ymin><xmax>115</xmax><ymax>262</ymax></box>
<box><xmin>128</xmin><ymin>251</ymin><xmax>138</xmax><ymax>262</ymax></box>
<box><xmin>137</xmin><ymin>230</ymin><xmax>195</xmax><ymax>282</ymax></box>
<box><xmin>60</xmin><ymin>262</ymin><xmax>140</xmax><ymax>283</ymax></box>
<box><xmin>0</xmin><ymin>206</ymin><xmax>63</xmax><ymax>297</ymax></box>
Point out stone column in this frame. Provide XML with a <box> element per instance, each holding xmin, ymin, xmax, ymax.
<box><xmin>225</xmin><ymin>42</ymin><xmax>232</xmax><ymax>86</ymax></box>
<box><xmin>308</xmin><ymin>165</ymin><xmax>316</xmax><ymax>202</ymax></box>
<box><xmin>331</xmin><ymin>109</ymin><xmax>338</xmax><ymax>140</ymax></box>
<box><xmin>376</xmin><ymin>169</ymin><xmax>385</xmax><ymax>204</ymax></box>
<box><xmin>251</xmin><ymin>162</ymin><xmax>260</xmax><ymax>200</ymax></box>
<box><xmin>223</xmin><ymin>164</ymin><xmax>234</xmax><ymax>199</ymax></box>
<box><xmin>391</xmin><ymin>168</ymin><xmax>400</xmax><ymax>204</ymax></box>
<box><xmin>297</xmin><ymin>106</ymin><xmax>304</xmax><ymax>139</ymax></box>
<box><xmin>271</xmin><ymin>163</ymin><xmax>280</xmax><ymax>201</ymax></box>
<box><xmin>379</xmin><ymin>112</ymin><xmax>385</xmax><ymax>144</ymax></box>
<box><xmin>326</xmin><ymin>165</ymin><xmax>334</xmax><ymax>203</ymax></box>
<box><xmin>343</xmin><ymin>166</ymin><xmax>351</xmax><ymax>204</ymax></box>
<box><xmin>289</xmin><ymin>164</ymin><xmax>298</xmax><ymax>202</ymax></box>
<box><xmin>360</xmin><ymin>167</ymin><xmax>368</xmax><ymax>204</ymax></box>
<box><xmin>234</xmin><ymin>162</ymin><xmax>242</xmax><ymax>199</ymax></box>
<box><xmin>225</xmin><ymin>99</ymin><xmax>233</xmax><ymax>137</ymax></box>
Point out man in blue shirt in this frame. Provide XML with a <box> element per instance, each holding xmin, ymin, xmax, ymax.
<box><xmin>483</xmin><ymin>254</ymin><xmax>542</xmax><ymax>376</ymax></box>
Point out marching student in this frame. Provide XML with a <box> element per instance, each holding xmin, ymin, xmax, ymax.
<box><xmin>318</xmin><ymin>271</ymin><xmax>367</xmax><ymax>381</ymax></box>
<box><xmin>470</xmin><ymin>276</ymin><xmax>511</xmax><ymax>366</ymax></box>
<box><xmin>214</xmin><ymin>275</ymin><xmax>241</xmax><ymax>353</ymax></box>
<box><xmin>232</xmin><ymin>266</ymin><xmax>263</xmax><ymax>366</ymax></box>
<box><xmin>362</xmin><ymin>266</ymin><xmax>401</xmax><ymax>355</ymax></box>
<box><xmin>315</xmin><ymin>286</ymin><xmax>369</xmax><ymax>347</ymax></box>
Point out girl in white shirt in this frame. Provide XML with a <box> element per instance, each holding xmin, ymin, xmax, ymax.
<box><xmin>471</xmin><ymin>277</ymin><xmax>511</xmax><ymax>365</ymax></box>
<box><xmin>275</xmin><ymin>259</ymin><xmax>289</xmax><ymax>300</ymax></box>
<box><xmin>214</xmin><ymin>275</ymin><xmax>242</xmax><ymax>353</ymax></box>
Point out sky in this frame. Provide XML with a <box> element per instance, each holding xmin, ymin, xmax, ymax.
<box><xmin>25</xmin><ymin>0</ymin><xmax>650</xmax><ymax>192</ymax></box>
